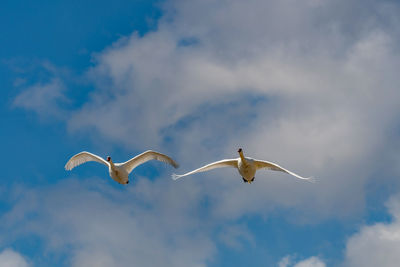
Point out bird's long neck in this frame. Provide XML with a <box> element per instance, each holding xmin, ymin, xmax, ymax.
<box><xmin>109</xmin><ymin>160</ymin><xmax>116</xmax><ymax>170</ymax></box>
<box><xmin>239</xmin><ymin>151</ymin><xmax>247</xmax><ymax>164</ymax></box>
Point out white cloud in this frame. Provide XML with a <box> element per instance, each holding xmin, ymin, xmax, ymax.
<box><xmin>278</xmin><ymin>193</ymin><xmax>400</xmax><ymax>267</ymax></box>
<box><xmin>278</xmin><ymin>255</ymin><xmax>326</xmax><ymax>267</ymax></box>
<box><xmin>294</xmin><ymin>257</ymin><xmax>326</xmax><ymax>267</ymax></box>
<box><xmin>0</xmin><ymin>249</ymin><xmax>29</xmax><ymax>267</ymax></box>
<box><xmin>279</xmin><ymin>255</ymin><xmax>292</xmax><ymax>267</ymax></box>
<box><xmin>344</xmin><ymin>194</ymin><xmax>400</xmax><ymax>267</ymax></box>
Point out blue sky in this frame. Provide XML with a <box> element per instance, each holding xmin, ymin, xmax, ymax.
<box><xmin>1</xmin><ymin>0</ymin><xmax>400</xmax><ymax>266</ymax></box>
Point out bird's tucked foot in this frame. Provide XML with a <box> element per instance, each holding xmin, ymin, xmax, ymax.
<box><xmin>242</xmin><ymin>177</ymin><xmax>247</xmax><ymax>183</ymax></box>
<box><xmin>251</xmin><ymin>177</ymin><xmax>255</xmax><ymax>182</ymax></box>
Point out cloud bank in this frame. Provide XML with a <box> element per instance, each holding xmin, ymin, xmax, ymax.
<box><xmin>1</xmin><ymin>178</ymin><xmax>215</xmax><ymax>267</ymax></box>
<box><xmin>59</xmin><ymin>0</ymin><xmax>400</xmax><ymax>220</ymax></box>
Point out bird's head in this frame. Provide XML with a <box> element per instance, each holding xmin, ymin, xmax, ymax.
<box><xmin>107</xmin><ymin>156</ymin><xmax>111</xmax><ymax>162</ymax></box>
<box><xmin>238</xmin><ymin>148</ymin><xmax>243</xmax><ymax>153</ymax></box>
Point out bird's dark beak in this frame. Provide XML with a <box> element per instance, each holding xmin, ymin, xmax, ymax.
<box><xmin>238</xmin><ymin>148</ymin><xmax>242</xmax><ymax>153</ymax></box>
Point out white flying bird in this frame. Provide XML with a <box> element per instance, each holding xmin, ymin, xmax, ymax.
<box><xmin>65</xmin><ymin>150</ymin><xmax>179</xmax><ymax>184</ymax></box>
<box><xmin>172</xmin><ymin>148</ymin><xmax>313</xmax><ymax>183</ymax></box>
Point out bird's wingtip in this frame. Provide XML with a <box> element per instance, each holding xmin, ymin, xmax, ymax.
<box><xmin>171</xmin><ymin>173</ymin><xmax>181</xmax><ymax>180</ymax></box>
<box><xmin>307</xmin><ymin>176</ymin><xmax>317</xmax><ymax>183</ymax></box>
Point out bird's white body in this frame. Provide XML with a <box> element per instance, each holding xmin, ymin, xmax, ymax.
<box><xmin>237</xmin><ymin>157</ymin><xmax>257</xmax><ymax>182</ymax></box>
<box><xmin>173</xmin><ymin>149</ymin><xmax>313</xmax><ymax>183</ymax></box>
<box><xmin>65</xmin><ymin>150</ymin><xmax>179</xmax><ymax>184</ymax></box>
<box><xmin>108</xmin><ymin>161</ymin><xmax>130</xmax><ymax>184</ymax></box>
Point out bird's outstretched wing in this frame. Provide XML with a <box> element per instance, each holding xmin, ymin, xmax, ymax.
<box><xmin>172</xmin><ymin>159</ymin><xmax>238</xmax><ymax>180</ymax></box>
<box><xmin>65</xmin><ymin>151</ymin><xmax>109</xmax><ymax>171</ymax></box>
<box><xmin>121</xmin><ymin>150</ymin><xmax>179</xmax><ymax>174</ymax></box>
<box><xmin>254</xmin><ymin>160</ymin><xmax>314</xmax><ymax>182</ymax></box>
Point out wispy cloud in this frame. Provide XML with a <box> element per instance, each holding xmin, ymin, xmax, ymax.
<box><xmin>217</xmin><ymin>224</ymin><xmax>255</xmax><ymax>250</ymax></box>
<box><xmin>12</xmin><ymin>61</ymin><xmax>71</xmax><ymax>119</ymax></box>
<box><xmin>13</xmin><ymin>77</ymin><xmax>67</xmax><ymax>118</ymax></box>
